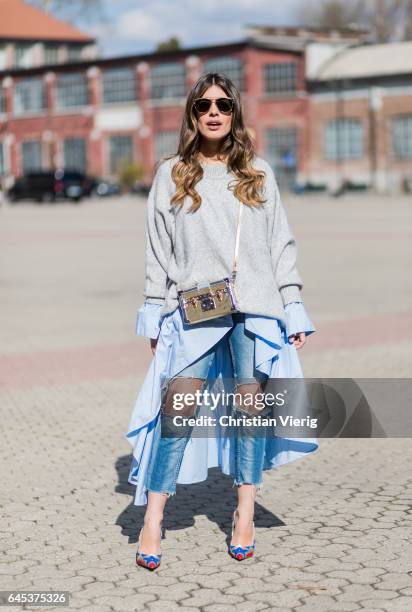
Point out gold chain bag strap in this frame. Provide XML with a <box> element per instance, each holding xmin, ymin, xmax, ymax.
<box><xmin>177</xmin><ymin>202</ymin><xmax>243</xmax><ymax>325</ymax></box>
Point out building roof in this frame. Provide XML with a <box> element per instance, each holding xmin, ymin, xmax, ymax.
<box><xmin>0</xmin><ymin>38</ymin><xmax>303</xmax><ymax>77</ymax></box>
<box><xmin>245</xmin><ymin>24</ymin><xmax>369</xmax><ymax>42</ymax></box>
<box><xmin>0</xmin><ymin>0</ymin><xmax>94</xmax><ymax>42</ymax></box>
<box><xmin>315</xmin><ymin>41</ymin><xmax>412</xmax><ymax>80</ymax></box>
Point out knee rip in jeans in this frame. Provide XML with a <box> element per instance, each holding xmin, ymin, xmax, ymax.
<box><xmin>161</xmin><ymin>375</ymin><xmax>206</xmax><ymax>418</ymax></box>
<box><xmin>233</xmin><ymin>381</ymin><xmax>269</xmax><ymax>417</ymax></box>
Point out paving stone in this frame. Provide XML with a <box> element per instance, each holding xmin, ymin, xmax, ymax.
<box><xmin>138</xmin><ymin>584</ymin><xmax>199</xmax><ymax>600</ymax></box>
<box><xmin>399</xmin><ymin>588</ymin><xmax>412</xmax><ymax>596</ymax></box>
<box><xmin>374</xmin><ymin>572</ymin><xmax>412</xmax><ymax>590</ymax></box>
<box><xmin>337</xmin><ymin>584</ymin><xmax>399</xmax><ymax>601</ymax></box>
<box><xmin>202</xmin><ymin>604</ymin><xmax>268</xmax><ymax>612</ymax></box>
<box><xmin>356</xmin><ymin>600</ymin><xmax>394</xmax><ymax>610</ymax></box>
<box><xmin>246</xmin><ymin>587</ymin><xmax>307</xmax><ymax>606</ymax></box>
<box><xmin>382</xmin><ymin>598</ymin><xmax>412</xmax><ymax>610</ymax></box>
<box><xmin>92</xmin><ymin>593</ymin><xmax>157</xmax><ymax>609</ymax></box>
<box><xmin>325</xmin><ymin>568</ymin><xmax>386</xmax><ymax>584</ymax></box>
<box><xmin>297</xmin><ymin>596</ymin><xmax>361</xmax><ymax>611</ymax></box>
<box><xmin>1</xmin><ymin>195</ymin><xmax>412</xmax><ymax>610</ymax></box>
<box><xmin>145</xmin><ymin>602</ymin><xmax>190</xmax><ymax>612</ymax></box>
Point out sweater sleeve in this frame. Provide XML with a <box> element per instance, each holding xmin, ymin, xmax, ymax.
<box><xmin>265</xmin><ymin>163</ymin><xmax>304</xmax><ymax>306</ymax></box>
<box><xmin>143</xmin><ymin>160</ymin><xmax>174</xmax><ymax>306</ymax></box>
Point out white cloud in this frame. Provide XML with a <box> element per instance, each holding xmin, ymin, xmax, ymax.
<box><xmin>113</xmin><ymin>8</ymin><xmax>165</xmax><ymax>41</ymax></box>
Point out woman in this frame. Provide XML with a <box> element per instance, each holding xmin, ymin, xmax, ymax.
<box><xmin>126</xmin><ymin>72</ymin><xmax>318</xmax><ymax>570</ymax></box>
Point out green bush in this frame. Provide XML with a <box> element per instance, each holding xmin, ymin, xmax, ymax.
<box><xmin>118</xmin><ymin>161</ymin><xmax>144</xmax><ymax>192</ymax></box>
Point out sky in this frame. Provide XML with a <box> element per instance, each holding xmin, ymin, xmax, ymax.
<box><xmin>78</xmin><ymin>0</ymin><xmax>306</xmax><ymax>58</ymax></box>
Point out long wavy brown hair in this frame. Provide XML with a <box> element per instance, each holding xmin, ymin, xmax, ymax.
<box><xmin>159</xmin><ymin>72</ymin><xmax>267</xmax><ymax>213</ymax></box>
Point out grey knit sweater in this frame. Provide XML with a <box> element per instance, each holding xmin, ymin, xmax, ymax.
<box><xmin>142</xmin><ymin>154</ymin><xmax>305</xmax><ymax>322</ymax></box>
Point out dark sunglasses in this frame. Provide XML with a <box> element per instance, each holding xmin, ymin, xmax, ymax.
<box><xmin>193</xmin><ymin>97</ymin><xmax>234</xmax><ymax>114</ymax></box>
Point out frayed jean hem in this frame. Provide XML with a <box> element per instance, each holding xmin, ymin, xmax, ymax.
<box><xmin>232</xmin><ymin>480</ymin><xmax>263</xmax><ymax>496</ymax></box>
<box><xmin>146</xmin><ymin>488</ymin><xmax>174</xmax><ymax>499</ymax></box>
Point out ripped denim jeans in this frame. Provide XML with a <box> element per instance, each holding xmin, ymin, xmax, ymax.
<box><xmin>145</xmin><ymin>312</ymin><xmax>269</xmax><ymax>498</ymax></box>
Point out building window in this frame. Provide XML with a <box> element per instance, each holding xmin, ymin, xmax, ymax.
<box><xmin>0</xmin><ymin>88</ymin><xmax>5</xmax><ymax>114</ymax></box>
<box><xmin>202</xmin><ymin>56</ymin><xmax>244</xmax><ymax>91</ymax></box>
<box><xmin>14</xmin><ymin>43</ymin><xmax>33</xmax><ymax>68</ymax></box>
<box><xmin>265</xmin><ymin>126</ymin><xmax>298</xmax><ymax>191</ymax></box>
<box><xmin>0</xmin><ymin>45</ymin><xmax>6</xmax><ymax>71</ymax></box>
<box><xmin>63</xmin><ymin>138</ymin><xmax>87</xmax><ymax>171</ymax></box>
<box><xmin>150</xmin><ymin>62</ymin><xmax>186</xmax><ymax>100</ymax></box>
<box><xmin>263</xmin><ymin>63</ymin><xmax>297</xmax><ymax>94</ymax></box>
<box><xmin>0</xmin><ymin>142</ymin><xmax>5</xmax><ymax>176</ymax></box>
<box><xmin>324</xmin><ymin>118</ymin><xmax>363</xmax><ymax>161</ymax></box>
<box><xmin>102</xmin><ymin>68</ymin><xmax>136</xmax><ymax>104</ymax></box>
<box><xmin>14</xmin><ymin>79</ymin><xmax>45</xmax><ymax>115</ymax></box>
<box><xmin>21</xmin><ymin>141</ymin><xmax>42</xmax><ymax>172</ymax></box>
<box><xmin>392</xmin><ymin>115</ymin><xmax>412</xmax><ymax>159</ymax></box>
<box><xmin>266</xmin><ymin>126</ymin><xmax>298</xmax><ymax>167</ymax></box>
<box><xmin>109</xmin><ymin>135</ymin><xmax>133</xmax><ymax>175</ymax></box>
<box><xmin>67</xmin><ymin>46</ymin><xmax>83</xmax><ymax>62</ymax></box>
<box><xmin>44</xmin><ymin>44</ymin><xmax>59</xmax><ymax>65</ymax></box>
<box><xmin>155</xmin><ymin>130</ymin><xmax>179</xmax><ymax>161</ymax></box>
<box><xmin>56</xmin><ymin>73</ymin><xmax>88</xmax><ymax>109</ymax></box>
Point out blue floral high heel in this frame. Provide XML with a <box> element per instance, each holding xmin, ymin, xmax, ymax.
<box><xmin>229</xmin><ymin>509</ymin><xmax>255</xmax><ymax>561</ymax></box>
<box><xmin>136</xmin><ymin>523</ymin><xmax>163</xmax><ymax>570</ymax></box>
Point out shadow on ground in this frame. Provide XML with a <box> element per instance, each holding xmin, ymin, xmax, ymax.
<box><xmin>115</xmin><ymin>454</ymin><xmax>285</xmax><ymax>547</ymax></box>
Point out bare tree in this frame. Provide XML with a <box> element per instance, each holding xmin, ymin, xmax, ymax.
<box><xmin>403</xmin><ymin>0</ymin><xmax>412</xmax><ymax>39</ymax></box>
<box><xmin>300</xmin><ymin>0</ymin><xmax>367</xmax><ymax>31</ymax></box>
<box><xmin>371</xmin><ymin>0</ymin><xmax>407</xmax><ymax>41</ymax></box>
<box><xmin>300</xmin><ymin>0</ymin><xmax>412</xmax><ymax>42</ymax></box>
<box><xmin>26</xmin><ymin>0</ymin><xmax>105</xmax><ymax>23</ymax></box>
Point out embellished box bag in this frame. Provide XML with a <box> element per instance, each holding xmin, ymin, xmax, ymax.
<box><xmin>177</xmin><ymin>201</ymin><xmax>243</xmax><ymax>325</ymax></box>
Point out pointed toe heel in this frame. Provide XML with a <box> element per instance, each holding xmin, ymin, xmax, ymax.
<box><xmin>136</xmin><ymin>524</ymin><xmax>163</xmax><ymax>571</ymax></box>
<box><xmin>228</xmin><ymin>510</ymin><xmax>255</xmax><ymax>561</ymax></box>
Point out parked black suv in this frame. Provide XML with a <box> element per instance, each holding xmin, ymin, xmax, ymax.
<box><xmin>8</xmin><ymin>170</ymin><xmax>93</xmax><ymax>203</ymax></box>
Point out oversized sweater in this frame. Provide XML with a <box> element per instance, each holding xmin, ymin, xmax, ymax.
<box><xmin>142</xmin><ymin>154</ymin><xmax>305</xmax><ymax>323</ymax></box>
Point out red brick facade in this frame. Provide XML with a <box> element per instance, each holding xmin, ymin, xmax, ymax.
<box><xmin>306</xmin><ymin>85</ymin><xmax>412</xmax><ymax>192</ymax></box>
<box><xmin>1</xmin><ymin>39</ymin><xmax>412</xmax><ymax>192</ymax></box>
<box><xmin>0</xmin><ymin>41</ymin><xmax>309</xmax><ymax>188</ymax></box>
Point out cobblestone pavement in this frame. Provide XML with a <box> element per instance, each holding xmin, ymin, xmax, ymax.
<box><xmin>0</xmin><ymin>194</ymin><xmax>411</xmax><ymax>611</ymax></box>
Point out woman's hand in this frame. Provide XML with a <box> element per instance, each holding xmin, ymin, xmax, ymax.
<box><xmin>150</xmin><ymin>338</ymin><xmax>158</xmax><ymax>355</ymax></box>
<box><xmin>288</xmin><ymin>331</ymin><xmax>306</xmax><ymax>349</ymax></box>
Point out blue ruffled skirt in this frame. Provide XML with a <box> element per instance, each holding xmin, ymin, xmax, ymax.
<box><xmin>126</xmin><ymin>303</ymin><xmax>318</xmax><ymax>506</ymax></box>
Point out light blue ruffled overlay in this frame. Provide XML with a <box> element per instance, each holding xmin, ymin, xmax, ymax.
<box><xmin>127</xmin><ymin>302</ymin><xmax>318</xmax><ymax>506</ymax></box>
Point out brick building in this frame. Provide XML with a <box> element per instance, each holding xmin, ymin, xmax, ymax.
<box><xmin>0</xmin><ymin>0</ymin><xmax>97</xmax><ymax>70</ymax></box>
<box><xmin>0</xmin><ymin>6</ymin><xmax>411</xmax><ymax>193</ymax></box>
<box><xmin>0</xmin><ymin>5</ymin><xmax>366</xmax><ymax>190</ymax></box>
<box><xmin>306</xmin><ymin>41</ymin><xmax>412</xmax><ymax>193</ymax></box>
<box><xmin>0</xmin><ymin>40</ymin><xmax>311</xmax><ymax>189</ymax></box>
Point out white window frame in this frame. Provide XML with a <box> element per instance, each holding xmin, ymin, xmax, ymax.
<box><xmin>202</xmin><ymin>56</ymin><xmax>244</xmax><ymax>90</ymax></box>
<box><xmin>14</xmin><ymin>78</ymin><xmax>45</xmax><ymax>116</ymax></box>
<box><xmin>102</xmin><ymin>68</ymin><xmax>137</xmax><ymax>105</ymax></box>
<box><xmin>56</xmin><ymin>73</ymin><xmax>89</xmax><ymax>110</ymax></box>
<box><xmin>391</xmin><ymin>114</ymin><xmax>412</xmax><ymax>159</ymax></box>
<box><xmin>324</xmin><ymin>118</ymin><xmax>364</xmax><ymax>161</ymax></box>
<box><xmin>263</xmin><ymin>63</ymin><xmax>297</xmax><ymax>94</ymax></box>
<box><xmin>21</xmin><ymin>140</ymin><xmax>43</xmax><ymax>172</ymax></box>
<box><xmin>150</xmin><ymin>62</ymin><xmax>186</xmax><ymax>100</ymax></box>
